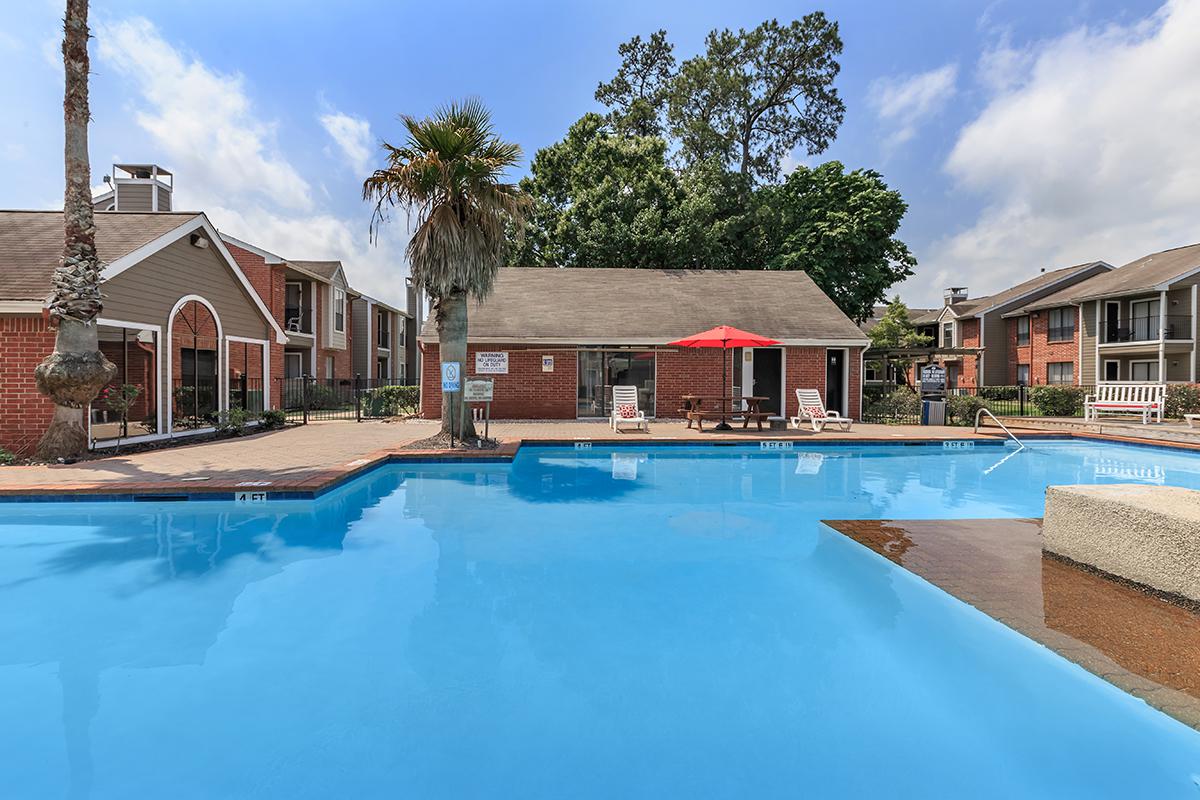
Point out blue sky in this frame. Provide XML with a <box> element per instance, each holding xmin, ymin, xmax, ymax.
<box><xmin>2</xmin><ymin>0</ymin><xmax>1194</xmax><ymax>312</ymax></box>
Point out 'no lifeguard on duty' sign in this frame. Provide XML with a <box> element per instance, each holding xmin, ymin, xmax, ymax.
<box><xmin>441</xmin><ymin>361</ymin><xmax>461</xmax><ymax>392</ymax></box>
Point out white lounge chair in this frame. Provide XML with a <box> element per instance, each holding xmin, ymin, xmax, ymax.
<box><xmin>790</xmin><ymin>388</ymin><xmax>853</xmax><ymax>432</ymax></box>
<box><xmin>610</xmin><ymin>385</ymin><xmax>648</xmax><ymax>432</ymax></box>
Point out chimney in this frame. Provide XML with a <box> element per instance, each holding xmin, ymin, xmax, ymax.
<box><xmin>943</xmin><ymin>286</ymin><xmax>968</xmax><ymax>307</ymax></box>
<box><xmin>102</xmin><ymin>163</ymin><xmax>174</xmax><ymax>212</ymax></box>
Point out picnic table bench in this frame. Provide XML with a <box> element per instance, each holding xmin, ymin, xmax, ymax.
<box><xmin>680</xmin><ymin>395</ymin><xmax>770</xmax><ymax>432</ymax></box>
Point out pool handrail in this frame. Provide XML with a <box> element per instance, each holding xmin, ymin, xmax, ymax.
<box><xmin>975</xmin><ymin>408</ymin><xmax>1024</xmax><ymax>450</ymax></box>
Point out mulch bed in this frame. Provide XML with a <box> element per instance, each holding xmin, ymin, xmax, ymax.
<box><xmin>398</xmin><ymin>431</ymin><xmax>501</xmax><ymax>452</ymax></box>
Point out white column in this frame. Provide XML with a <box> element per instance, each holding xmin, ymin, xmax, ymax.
<box><xmin>1192</xmin><ymin>285</ymin><xmax>1197</xmax><ymax>383</ymax></box>
<box><xmin>1158</xmin><ymin>289</ymin><xmax>1167</xmax><ymax>382</ymax></box>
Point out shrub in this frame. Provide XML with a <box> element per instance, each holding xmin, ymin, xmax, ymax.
<box><xmin>865</xmin><ymin>387</ymin><xmax>920</xmax><ymax>421</ymax></box>
<box><xmin>305</xmin><ymin>383</ymin><xmax>348</xmax><ymax>410</ymax></box>
<box><xmin>977</xmin><ymin>386</ymin><xmax>1018</xmax><ymax>401</ymax></box>
<box><xmin>1166</xmin><ymin>383</ymin><xmax>1200</xmax><ymax>419</ymax></box>
<box><xmin>946</xmin><ymin>393</ymin><xmax>990</xmax><ymax>426</ymax></box>
<box><xmin>0</xmin><ymin>447</ymin><xmax>15</xmax><ymax>466</ymax></box>
<box><xmin>261</xmin><ymin>409</ymin><xmax>287</xmax><ymax>429</ymax></box>
<box><xmin>363</xmin><ymin>384</ymin><xmax>420</xmax><ymax>417</ymax></box>
<box><xmin>216</xmin><ymin>408</ymin><xmax>256</xmax><ymax>436</ymax></box>
<box><xmin>1028</xmin><ymin>385</ymin><xmax>1088</xmax><ymax>417</ymax></box>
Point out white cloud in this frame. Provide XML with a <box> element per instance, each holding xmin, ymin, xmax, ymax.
<box><xmin>867</xmin><ymin>64</ymin><xmax>958</xmax><ymax>148</ymax></box>
<box><xmin>319</xmin><ymin>111</ymin><xmax>374</xmax><ymax>175</ymax></box>
<box><xmin>913</xmin><ymin>0</ymin><xmax>1200</xmax><ymax>303</ymax></box>
<box><xmin>93</xmin><ymin>17</ymin><xmax>412</xmax><ymax>309</ymax></box>
<box><xmin>97</xmin><ymin>18</ymin><xmax>312</xmax><ymax>211</ymax></box>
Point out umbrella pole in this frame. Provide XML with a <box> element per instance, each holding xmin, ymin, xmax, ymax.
<box><xmin>715</xmin><ymin>343</ymin><xmax>732</xmax><ymax>431</ymax></box>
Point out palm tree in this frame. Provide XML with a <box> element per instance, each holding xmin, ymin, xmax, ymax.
<box><xmin>364</xmin><ymin>99</ymin><xmax>528</xmax><ymax>440</ymax></box>
<box><xmin>34</xmin><ymin>0</ymin><xmax>116</xmax><ymax>460</ymax></box>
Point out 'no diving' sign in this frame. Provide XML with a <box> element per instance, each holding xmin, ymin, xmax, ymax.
<box><xmin>441</xmin><ymin>361</ymin><xmax>461</xmax><ymax>392</ymax></box>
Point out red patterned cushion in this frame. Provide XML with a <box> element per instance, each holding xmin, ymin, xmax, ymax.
<box><xmin>803</xmin><ymin>405</ymin><xmax>826</xmax><ymax>419</ymax></box>
<box><xmin>617</xmin><ymin>403</ymin><xmax>639</xmax><ymax>419</ymax></box>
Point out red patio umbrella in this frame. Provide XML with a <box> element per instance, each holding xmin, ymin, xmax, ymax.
<box><xmin>667</xmin><ymin>325</ymin><xmax>781</xmax><ymax>430</ymax></box>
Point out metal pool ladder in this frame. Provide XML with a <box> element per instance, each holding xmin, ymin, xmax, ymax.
<box><xmin>974</xmin><ymin>408</ymin><xmax>1024</xmax><ymax>451</ymax></box>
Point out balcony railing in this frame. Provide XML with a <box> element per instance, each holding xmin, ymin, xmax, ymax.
<box><xmin>1047</xmin><ymin>325</ymin><xmax>1075</xmax><ymax>342</ymax></box>
<box><xmin>284</xmin><ymin>305</ymin><xmax>313</xmax><ymax>335</ymax></box>
<box><xmin>1102</xmin><ymin>314</ymin><xmax>1192</xmax><ymax>343</ymax></box>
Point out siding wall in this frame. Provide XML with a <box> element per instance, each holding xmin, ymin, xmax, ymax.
<box><xmin>1080</xmin><ymin>302</ymin><xmax>1098</xmax><ymax>384</ymax></box>
<box><xmin>115</xmin><ymin>183</ymin><xmax>153</xmax><ymax>211</ymax></box>
<box><xmin>351</xmin><ymin>297</ymin><xmax>371</xmax><ymax>376</ymax></box>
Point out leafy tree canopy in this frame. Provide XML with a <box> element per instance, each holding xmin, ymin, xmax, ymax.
<box><xmin>513</xmin><ymin>17</ymin><xmax>914</xmax><ymax>323</ymax></box>
<box><xmin>759</xmin><ymin>162</ymin><xmax>917</xmax><ymax>323</ymax></box>
<box><xmin>868</xmin><ymin>296</ymin><xmax>933</xmax><ymax>351</ymax></box>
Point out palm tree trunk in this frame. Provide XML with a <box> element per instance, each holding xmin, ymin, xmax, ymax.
<box><xmin>436</xmin><ymin>288</ymin><xmax>477</xmax><ymax>439</ymax></box>
<box><xmin>34</xmin><ymin>0</ymin><xmax>116</xmax><ymax>460</ymax></box>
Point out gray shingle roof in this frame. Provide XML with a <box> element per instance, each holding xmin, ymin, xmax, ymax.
<box><xmin>0</xmin><ymin>210</ymin><xmax>195</xmax><ymax>301</ymax></box>
<box><xmin>418</xmin><ymin>267</ymin><xmax>868</xmax><ymax>344</ymax></box>
<box><xmin>1016</xmin><ymin>243</ymin><xmax>1200</xmax><ymax>312</ymax></box>
<box><xmin>288</xmin><ymin>260</ymin><xmax>344</xmax><ymax>282</ymax></box>
<box><xmin>913</xmin><ymin>261</ymin><xmax>1108</xmax><ymax>322</ymax></box>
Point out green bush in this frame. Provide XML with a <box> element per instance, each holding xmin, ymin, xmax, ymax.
<box><xmin>216</xmin><ymin>408</ymin><xmax>256</xmax><ymax>436</ymax></box>
<box><xmin>363</xmin><ymin>384</ymin><xmax>420</xmax><ymax>417</ymax></box>
<box><xmin>1165</xmin><ymin>383</ymin><xmax>1200</xmax><ymax>418</ymax></box>
<box><xmin>305</xmin><ymin>383</ymin><xmax>349</xmax><ymax>410</ymax></box>
<box><xmin>864</xmin><ymin>388</ymin><xmax>920</xmax><ymax>421</ymax></box>
<box><xmin>977</xmin><ymin>386</ymin><xmax>1018</xmax><ymax>401</ymax></box>
<box><xmin>0</xmin><ymin>447</ymin><xmax>15</xmax><ymax>466</ymax></box>
<box><xmin>1028</xmin><ymin>385</ymin><xmax>1088</xmax><ymax>417</ymax></box>
<box><xmin>261</xmin><ymin>409</ymin><xmax>287</xmax><ymax>429</ymax></box>
<box><xmin>946</xmin><ymin>393</ymin><xmax>990</xmax><ymax>426</ymax></box>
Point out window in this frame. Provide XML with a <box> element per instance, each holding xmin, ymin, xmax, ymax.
<box><xmin>577</xmin><ymin>349</ymin><xmax>656</xmax><ymax>418</ymax></box>
<box><xmin>333</xmin><ymin>288</ymin><xmax>346</xmax><ymax>333</ymax></box>
<box><xmin>1047</xmin><ymin>308</ymin><xmax>1074</xmax><ymax>342</ymax></box>
<box><xmin>398</xmin><ymin>326</ymin><xmax>406</xmax><ymax>347</ymax></box>
<box><xmin>1016</xmin><ymin>316</ymin><xmax>1030</xmax><ymax>346</ymax></box>
<box><xmin>1131</xmin><ymin>361</ymin><xmax>1159</xmax><ymax>382</ymax></box>
<box><xmin>377</xmin><ymin>355</ymin><xmax>390</xmax><ymax>380</ymax></box>
<box><xmin>1047</xmin><ymin>362</ymin><xmax>1074</xmax><ymax>384</ymax></box>
<box><xmin>941</xmin><ymin>322</ymin><xmax>954</xmax><ymax>347</ymax></box>
<box><xmin>284</xmin><ymin>351</ymin><xmax>303</xmax><ymax>378</ymax></box>
<box><xmin>325</xmin><ymin>355</ymin><xmax>335</xmax><ymax>381</ymax></box>
<box><xmin>865</xmin><ymin>363</ymin><xmax>880</xmax><ymax>382</ymax></box>
<box><xmin>1103</xmin><ymin>360</ymin><xmax>1120</xmax><ymax>381</ymax></box>
<box><xmin>377</xmin><ymin>310</ymin><xmax>390</xmax><ymax>349</ymax></box>
<box><xmin>1130</xmin><ymin>299</ymin><xmax>1160</xmax><ymax>341</ymax></box>
<box><xmin>1016</xmin><ymin>364</ymin><xmax>1030</xmax><ymax>385</ymax></box>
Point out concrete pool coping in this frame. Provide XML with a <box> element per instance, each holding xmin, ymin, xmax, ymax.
<box><xmin>2</xmin><ymin>428</ymin><xmax>1200</xmax><ymax>502</ymax></box>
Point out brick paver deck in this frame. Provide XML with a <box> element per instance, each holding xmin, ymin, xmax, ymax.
<box><xmin>0</xmin><ymin>415</ymin><xmax>1194</xmax><ymax>498</ymax></box>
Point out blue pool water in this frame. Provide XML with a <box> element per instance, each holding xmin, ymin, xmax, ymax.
<box><xmin>3</xmin><ymin>440</ymin><xmax>1200</xmax><ymax>798</ymax></box>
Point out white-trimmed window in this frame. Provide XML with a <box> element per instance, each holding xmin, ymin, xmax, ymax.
<box><xmin>1130</xmin><ymin>360</ymin><xmax>1159</xmax><ymax>382</ymax></box>
<box><xmin>1016</xmin><ymin>364</ymin><xmax>1030</xmax><ymax>385</ymax></box>
<box><xmin>1016</xmin><ymin>316</ymin><xmax>1030</xmax><ymax>346</ymax></box>
<box><xmin>1047</xmin><ymin>362</ymin><xmax>1074</xmax><ymax>384</ymax></box>
<box><xmin>333</xmin><ymin>288</ymin><xmax>346</xmax><ymax>333</ymax></box>
<box><xmin>1047</xmin><ymin>308</ymin><xmax>1074</xmax><ymax>342</ymax></box>
<box><xmin>941</xmin><ymin>322</ymin><xmax>954</xmax><ymax>347</ymax></box>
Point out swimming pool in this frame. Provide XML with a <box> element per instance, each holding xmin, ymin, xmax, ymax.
<box><xmin>3</xmin><ymin>440</ymin><xmax>1199</xmax><ymax>798</ymax></box>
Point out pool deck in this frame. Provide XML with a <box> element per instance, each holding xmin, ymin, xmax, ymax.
<box><xmin>0</xmin><ymin>419</ymin><xmax>1016</xmax><ymax>498</ymax></box>
<box><xmin>0</xmin><ymin>416</ymin><xmax>1197</xmax><ymax>498</ymax></box>
<box><xmin>825</xmin><ymin>518</ymin><xmax>1200</xmax><ymax>729</ymax></box>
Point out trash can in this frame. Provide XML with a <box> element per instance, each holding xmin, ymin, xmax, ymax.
<box><xmin>921</xmin><ymin>399</ymin><xmax>947</xmax><ymax>426</ymax></box>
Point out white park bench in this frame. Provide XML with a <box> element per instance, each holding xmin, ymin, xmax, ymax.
<box><xmin>1084</xmin><ymin>382</ymin><xmax>1165</xmax><ymax>424</ymax></box>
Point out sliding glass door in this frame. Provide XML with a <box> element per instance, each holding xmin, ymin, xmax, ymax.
<box><xmin>577</xmin><ymin>349</ymin><xmax>656</xmax><ymax>417</ymax></box>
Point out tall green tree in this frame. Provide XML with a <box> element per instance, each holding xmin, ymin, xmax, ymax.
<box><xmin>758</xmin><ymin>161</ymin><xmax>916</xmax><ymax>322</ymax></box>
<box><xmin>34</xmin><ymin>0</ymin><xmax>117</xmax><ymax>460</ymax></box>
<box><xmin>597</xmin><ymin>16</ymin><xmax>845</xmax><ymax>182</ymax></box>
<box><xmin>867</xmin><ymin>297</ymin><xmax>932</xmax><ymax>388</ymax></box>
<box><xmin>364</xmin><ymin>99</ymin><xmax>528</xmax><ymax>438</ymax></box>
<box><xmin>594</xmin><ymin>30</ymin><xmax>676</xmax><ymax>137</ymax></box>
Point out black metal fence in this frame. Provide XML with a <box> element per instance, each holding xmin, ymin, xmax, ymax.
<box><xmin>276</xmin><ymin>376</ymin><xmax>420</xmax><ymax>423</ymax></box>
<box><xmin>862</xmin><ymin>383</ymin><xmax>1096</xmax><ymax>426</ymax></box>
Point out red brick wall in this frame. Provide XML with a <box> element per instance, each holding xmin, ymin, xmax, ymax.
<box><xmin>958</xmin><ymin>319</ymin><xmax>980</xmax><ymax>389</ymax></box>
<box><xmin>420</xmin><ymin>343</ymin><xmax>863</xmax><ymax>420</ymax></box>
<box><xmin>421</xmin><ymin>343</ymin><xmax>578</xmax><ymax>418</ymax></box>
<box><xmin>655</xmin><ymin>348</ymin><xmax>730</xmax><ymax>416</ymax></box>
<box><xmin>1007</xmin><ymin>309</ymin><xmax>1079</xmax><ymax>385</ymax></box>
<box><xmin>0</xmin><ymin>315</ymin><xmax>57</xmax><ymax>456</ymax></box>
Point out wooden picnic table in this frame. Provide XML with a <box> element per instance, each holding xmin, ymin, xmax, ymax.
<box><xmin>679</xmin><ymin>395</ymin><xmax>770</xmax><ymax>432</ymax></box>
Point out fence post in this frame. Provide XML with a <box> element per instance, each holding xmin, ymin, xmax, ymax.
<box><xmin>301</xmin><ymin>374</ymin><xmax>310</xmax><ymax>425</ymax></box>
<box><xmin>355</xmin><ymin>373</ymin><xmax>362</xmax><ymax>422</ymax></box>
